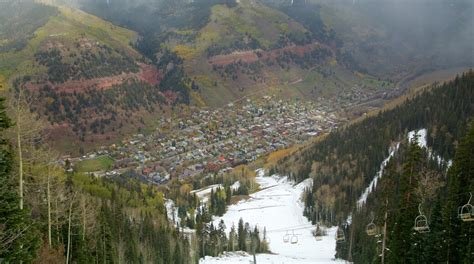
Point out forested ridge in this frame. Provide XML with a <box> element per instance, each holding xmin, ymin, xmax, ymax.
<box><xmin>21</xmin><ymin>78</ymin><xmax>167</xmax><ymax>140</ymax></box>
<box><xmin>80</xmin><ymin>0</ymin><xmax>239</xmax><ymax>104</ymax></box>
<box><xmin>0</xmin><ymin>99</ymin><xmax>266</xmax><ymax>263</ymax></box>
<box><xmin>271</xmin><ymin>70</ymin><xmax>474</xmax><ymax>262</ymax></box>
<box><xmin>272</xmin><ymin>71</ymin><xmax>474</xmax><ymax>225</ymax></box>
<box><xmin>337</xmin><ymin>122</ymin><xmax>474</xmax><ymax>263</ymax></box>
<box><xmin>35</xmin><ymin>46</ymin><xmax>139</xmax><ymax>84</ymax></box>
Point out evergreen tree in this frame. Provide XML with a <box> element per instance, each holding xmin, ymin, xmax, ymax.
<box><xmin>425</xmin><ymin>198</ymin><xmax>446</xmax><ymax>263</ymax></box>
<box><xmin>218</xmin><ymin>220</ymin><xmax>227</xmax><ymax>253</ymax></box>
<box><xmin>443</xmin><ymin>122</ymin><xmax>474</xmax><ymax>263</ymax></box>
<box><xmin>225</xmin><ymin>185</ymin><xmax>232</xmax><ymax>205</ymax></box>
<box><xmin>238</xmin><ymin>218</ymin><xmax>246</xmax><ymax>251</ymax></box>
<box><xmin>388</xmin><ymin>140</ymin><xmax>424</xmax><ymax>263</ymax></box>
<box><xmin>173</xmin><ymin>243</ymin><xmax>182</xmax><ymax>264</ymax></box>
<box><xmin>228</xmin><ymin>224</ymin><xmax>237</xmax><ymax>251</ymax></box>
<box><xmin>0</xmin><ymin>97</ymin><xmax>40</xmax><ymax>262</ymax></box>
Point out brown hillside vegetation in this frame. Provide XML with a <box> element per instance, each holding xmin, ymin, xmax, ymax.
<box><xmin>25</xmin><ymin>63</ymin><xmax>160</xmax><ymax>93</ymax></box>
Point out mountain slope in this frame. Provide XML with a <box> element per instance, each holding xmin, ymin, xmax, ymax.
<box><xmin>271</xmin><ymin>70</ymin><xmax>474</xmax><ymax>223</ymax></box>
<box><xmin>160</xmin><ymin>0</ymin><xmax>388</xmax><ymax>107</ymax></box>
<box><xmin>266</xmin><ymin>70</ymin><xmax>474</xmax><ymax>262</ymax></box>
<box><xmin>0</xmin><ymin>1</ymin><xmax>169</xmax><ymax>152</ymax></box>
<box><xmin>0</xmin><ymin>3</ymin><xmax>139</xmax><ymax>81</ymax></box>
<box><xmin>77</xmin><ymin>0</ymin><xmax>394</xmax><ymax>108</ymax></box>
<box><xmin>4</xmin><ymin>0</ymin><xmax>472</xmax><ymax>151</ymax></box>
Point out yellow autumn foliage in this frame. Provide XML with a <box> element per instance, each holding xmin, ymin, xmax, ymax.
<box><xmin>173</xmin><ymin>45</ymin><xmax>199</xmax><ymax>60</ymax></box>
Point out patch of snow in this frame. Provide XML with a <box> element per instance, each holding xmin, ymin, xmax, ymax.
<box><xmin>359</xmin><ymin>128</ymin><xmax>452</xmax><ymax>209</ymax></box>
<box><xmin>165</xmin><ymin>199</ymin><xmax>180</xmax><ymax>227</ymax></box>
<box><xmin>447</xmin><ymin>160</ymin><xmax>453</xmax><ymax>168</ymax></box>
<box><xmin>231</xmin><ymin>181</ymin><xmax>241</xmax><ymax>191</ymax></box>
<box><xmin>408</xmin><ymin>128</ymin><xmax>428</xmax><ymax>149</ymax></box>
<box><xmin>191</xmin><ymin>184</ymin><xmax>224</xmax><ymax>203</ymax></box>
<box><xmin>191</xmin><ymin>184</ymin><xmax>224</xmax><ymax>196</ymax></box>
<box><xmin>408</xmin><ymin>128</ymin><xmax>452</xmax><ymax>169</ymax></box>
<box><xmin>346</xmin><ymin>214</ymin><xmax>352</xmax><ymax>225</ymax></box>
<box><xmin>190</xmin><ymin>181</ymin><xmax>243</xmax><ymax>204</ymax></box>
<box><xmin>357</xmin><ymin>143</ymin><xmax>400</xmax><ymax>208</ymax></box>
<box><xmin>165</xmin><ymin>199</ymin><xmax>196</xmax><ymax>236</ymax></box>
<box><xmin>203</xmin><ymin>173</ymin><xmax>343</xmax><ymax>263</ymax></box>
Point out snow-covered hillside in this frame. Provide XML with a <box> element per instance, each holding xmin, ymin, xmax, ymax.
<box><xmin>408</xmin><ymin>128</ymin><xmax>452</xmax><ymax>168</ymax></box>
<box><xmin>357</xmin><ymin>142</ymin><xmax>400</xmax><ymax>207</ymax></box>
<box><xmin>200</xmin><ymin>171</ymin><xmax>344</xmax><ymax>263</ymax></box>
<box><xmin>358</xmin><ymin>128</ymin><xmax>453</xmax><ymax>208</ymax></box>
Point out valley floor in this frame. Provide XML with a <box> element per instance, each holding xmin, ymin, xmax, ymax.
<box><xmin>200</xmin><ymin>170</ymin><xmax>345</xmax><ymax>263</ymax></box>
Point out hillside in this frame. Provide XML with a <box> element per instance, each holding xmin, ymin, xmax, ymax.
<box><xmin>76</xmin><ymin>0</ymin><xmax>474</xmax><ymax>109</ymax></box>
<box><xmin>0</xmin><ymin>1</ymin><xmax>171</xmax><ymax>153</ymax></box>
<box><xmin>1</xmin><ymin>0</ymin><xmax>471</xmax><ymax>151</ymax></box>
<box><xmin>270</xmin><ymin>70</ymin><xmax>474</xmax><ymax>262</ymax></box>
<box><xmin>272</xmin><ymin>71</ymin><xmax>474</xmax><ymax>221</ymax></box>
<box><xmin>0</xmin><ymin>95</ymin><xmax>194</xmax><ymax>263</ymax></box>
<box><xmin>25</xmin><ymin>0</ymin><xmax>471</xmax><ymax>148</ymax></box>
<box><xmin>78</xmin><ymin>0</ymin><xmax>395</xmax><ymax>108</ymax></box>
<box><xmin>162</xmin><ymin>0</ymin><xmax>389</xmax><ymax>107</ymax></box>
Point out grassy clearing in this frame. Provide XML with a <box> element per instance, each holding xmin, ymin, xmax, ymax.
<box><xmin>58</xmin><ymin>6</ymin><xmax>137</xmax><ymax>51</ymax></box>
<box><xmin>173</xmin><ymin>45</ymin><xmax>200</xmax><ymax>60</ymax></box>
<box><xmin>75</xmin><ymin>155</ymin><xmax>114</xmax><ymax>172</ymax></box>
<box><xmin>361</xmin><ymin>74</ymin><xmax>391</xmax><ymax>90</ymax></box>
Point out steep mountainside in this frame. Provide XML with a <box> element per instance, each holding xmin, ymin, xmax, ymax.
<box><xmin>334</xmin><ymin>74</ymin><xmax>474</xmax><ymax>263</ymax></box>
<box><xmin>0</xmin><ymin>96</ymin><xmax>194</xmax><ymax>263</ymax></box>
<box><xmin>2</xmin><ymin>0</ymin><xmax>472</xmax><ymax>151</ymax></box>
<box><xmin>77</xmin><ymin>0</ymin><xmax>474</xmax><ymax>109</ymax></box>
<box><xmin>0</xmin><ymin>1</ymin><xmax>171</xmax><ymax>152</ymax></box>
<box><xmin>272</xmin><ymin>70</ymin><xmax>474</xmax><ymax>224</ymax></box>
<box><xmin>79</xmin><ymin>0</ymin><xmax>394</xmax><ymax>108</ymax></box>
<box><xmin>335</xmin><ymin>124</ymin><xmax>474</xmax><ymax>263</ymax></box>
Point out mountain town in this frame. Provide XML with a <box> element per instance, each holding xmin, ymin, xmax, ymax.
<box><xmin>67</xmin><ymin>95</ymin><xmax>343</xmax><ymax>183</ymax></box>
<box><xmin>0</xmin><ymin>1</ymin><xmax>473</xmax><ymax>263</ymax></box>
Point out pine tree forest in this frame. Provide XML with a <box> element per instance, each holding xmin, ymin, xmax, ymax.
<box><xmin>273</xmin><ymin>71</ymin><xmax>474</xmax><ymax>263</ymax></box>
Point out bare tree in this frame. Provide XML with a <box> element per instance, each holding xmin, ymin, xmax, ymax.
<box><xmin>9</xmin><ymin>88</ymin><xmax>45</xmax><ymax>210</ymax></box>
<box><xmin>66</xmin><ymin>192</ymin><xmax>78</xmax><ymax>264</ymax></box>
<box><xmin>416</xmin><ymin>168</ymin><xmax>444</xmax><ymax>202</ymax></box>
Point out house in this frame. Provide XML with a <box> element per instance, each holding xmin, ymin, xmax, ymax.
<box><xmin>114</xmin><ymin>158</ymin><xmax>135</xmax><ymax>169</ymax></box>
<box><xmin>179</xmin><ymin>169</ymin><xmax>199</xmax><ymax>180</ymax></box>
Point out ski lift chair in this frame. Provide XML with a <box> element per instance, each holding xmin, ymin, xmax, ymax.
<box><xmin>459</xmin><ymin>192</ymin><xmax>474</xmax><ymax>222</ymax></box>
<box><xmin>283</xmin><ymin>231</ymin><xmax>290</xmax><ymax>243</ymax></box>
<box><xmin>414</xmin><ymin>204</ymin><xmax>430</xmax><ymax>233</ymax></box>
<box><xmin>366</xmin><ymin>222</ymin><xmax>378</xmax><ymax>236</ymax></box>
<box><xmin>336</xmin><ymin>228</ymin><xmax>345</xmax><ymax>243</ymax></box>
<box><xmin>290</xmin><ymin>231</ymin><xmax>298</xmax><ymax>244</ymax></box>
<box><xmin>366</xmin><ymin>213</ymin><xmax>378</xmax><ymax>236</ymax></box>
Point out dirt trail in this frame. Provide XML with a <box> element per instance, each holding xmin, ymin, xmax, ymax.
<box><xmin>208</xmin><ymin>43</ymin><xmax>330</xmax><ymax>66</ymax></box>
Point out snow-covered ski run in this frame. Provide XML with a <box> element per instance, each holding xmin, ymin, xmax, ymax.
<box><xmin>200</xmin><ymin>170</ymin><xmax>345</xmax><ymax>263</ymax></box>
